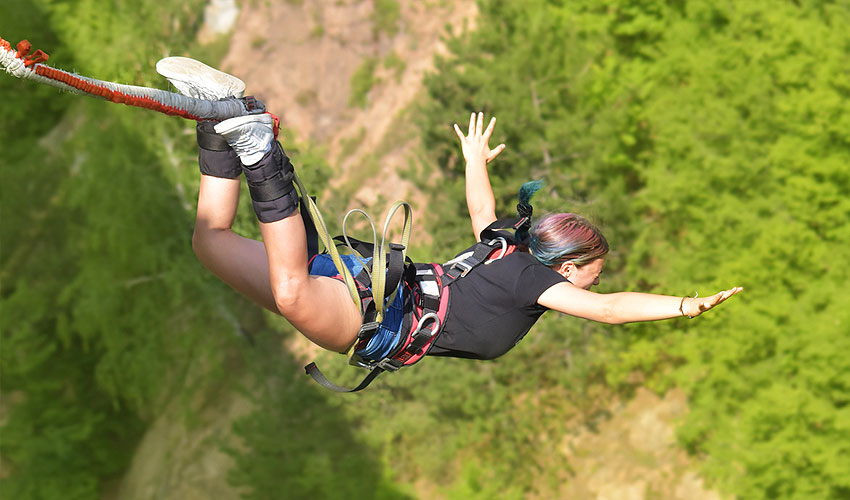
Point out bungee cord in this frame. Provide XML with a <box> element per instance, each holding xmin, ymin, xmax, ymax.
<box><xmin>2</xmin><ymin>34</ymin><xmax>413</xmax><ymax>367</ymax></box>
<box><xmin>1</xmin><ymin>36</ymin><xmax>248</xmax><ymax>121</ymax></box>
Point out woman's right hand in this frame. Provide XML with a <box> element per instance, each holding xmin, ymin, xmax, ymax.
<box><xmin>454</xmin><ymin>112</ymin><xmax>506</xmax><ymax>166</ymax></box>
<box><xmin>682</xmin><ymin>287</ymin><xmax>744</xmax><ymax>318</ymax></box>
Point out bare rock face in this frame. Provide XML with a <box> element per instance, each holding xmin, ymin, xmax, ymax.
<box><xmin>220</xmin><ymin>0</ymin><xmax>476</xmax><ymax>211</ymax></box>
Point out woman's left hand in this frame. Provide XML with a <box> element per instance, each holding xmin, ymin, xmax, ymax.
<box><xmin>454</xmin><ymin>112</ymin><xmax>506</xmax><ymax>166</ymax></box>
<box><xmin>683</xmin><ymin>287</ymin><xmax>744</xmax><ymax>318</ymax></box>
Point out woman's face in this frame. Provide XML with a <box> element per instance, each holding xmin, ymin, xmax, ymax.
<box><xmin>558</xmin><ymin>258</ymin><xmax>605</xmax><ymax>290</ymax></box>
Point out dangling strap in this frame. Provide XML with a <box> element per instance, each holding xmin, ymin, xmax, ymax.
<box><xmin>304</xmin><ymin>363</ymin><xmax>386</xmax><ymax>393</ymax></box>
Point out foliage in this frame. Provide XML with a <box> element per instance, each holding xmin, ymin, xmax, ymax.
<box><xmin>1</xmin><ymin>3</ymin><xmax>379</xmax><ymax>499</ymax></box>
<box><xmin>222</xmin><ymin>330</ymin><xmax>412</xmax><ymax>500</ymax></box>
<box><xmin>1</xmin><ymin>1</ymin><xmax>238</xmax><ymax>498</ymax></box>
<box><xmin>349</xmin><ymin>56</ymin><xmax>380</xmax><ymax>109</ymax></box>
<box><xmin>383</xmin><ymin>51</ymin><xmax>406</xmax><ymax>82</ymax></box>
<box><xmin>372</xmin><ymin>0</ymin><xmax>401</xmax><ymax>38</ymax></box>
<box><xmin>4</xmin><ymin>0</ymin><xmax>849</xmax><ymax>499</ymax></box>
<box><xmin>416</xmin><ymin>0</ymin><xmax>850</xmax><ymax>498</ymax></box>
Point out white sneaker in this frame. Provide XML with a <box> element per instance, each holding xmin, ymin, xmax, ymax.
<box><xmin>214</xmin><ymin>114</ymin><xmax>275</xmax><ymax>165</ymax></box>
<box><xmin>156</xmin><ymin>56</ymin><xmax>246</xmax><ymax>100</ymax></box>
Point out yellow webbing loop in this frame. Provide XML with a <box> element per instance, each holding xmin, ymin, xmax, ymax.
<box><xmin>370</xmin><ymin>201</ymin><xmax>412</xmax><ymax>322</ymax></box>
<box><xmin>292</xmin><ymin>171</ymin><xmax>360</xmax><ymax>306</ymax></box>
<box><xmin>292</xmin><ymin>172</ymin><xmax>413</xmax><ymax>362</ymax></box>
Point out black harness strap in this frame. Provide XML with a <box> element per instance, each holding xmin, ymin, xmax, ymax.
<box><xmin>247</xmin><ymin>171</ymin><xmax>295</xmax><ymax>202</ymax></box>
<box><xmin>385</xmin><ymin>243</ymin><xmax>406</xmax><ymax>299</ymax></box>
<box><xmin>330</xmin><ymin>236</ymin><xmax>407</xmax><ymax>300</ymax></box>
<box><xmin>304</xmin><ymin>217</ymin><xmax>525</xmax><ymax>393</ymax></box>
<box><xmin>304</xmin><ymin>362</ymin><xmax>385</xmax><ymax>393</ymax></box>
<box><xmin>301</xmin><ymin>196</ymin><xmax>319</xmax><ymax>260</ymax></box>
<box><xmin>443</xmin><ymin>242</ymin><xmax>499</xmax><ymax>284</ymax></box>
<box><xmin>196</xmin><ymin>121</ymin><xmax>232</xmax><ymax>151</ymax></box>
<box><xmin>304</xmin><ymin>263</ymin><xmax>445</xmax><ymax>392</ymax></box>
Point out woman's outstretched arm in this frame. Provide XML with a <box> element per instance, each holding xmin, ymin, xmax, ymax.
<box><xmin>454</xmin><ymin>112</ymin><xmax>505</xmax><ymax>240</ymax></box>
<box><xmin>537</xmin><ymin>283</ymin><xmax>744</xmax><ymax>324</ymax></box>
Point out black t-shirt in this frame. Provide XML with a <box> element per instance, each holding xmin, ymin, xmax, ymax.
<box><xmin>428</xmin><ymin>251</ymin><xmax>566</xmax><ymax>360</ymax></box>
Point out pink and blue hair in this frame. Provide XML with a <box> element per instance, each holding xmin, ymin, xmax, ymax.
<box><xmin>517</xmin><ymin>181</ymin><xmax>609</xmax><ymax>267</ymax></box>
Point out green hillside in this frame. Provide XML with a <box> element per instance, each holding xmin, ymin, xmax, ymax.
<box><xmin>2</xmin><ymin>1</ymin><xmax>847</xmax><ymax>499</ymax></box>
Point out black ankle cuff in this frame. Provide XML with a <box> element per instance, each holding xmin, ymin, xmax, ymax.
<box><xmin>199</xmin><ymin>149</ymin><xmax>242</xmax><ymax>179</ymax></box>
<box><xmin>197</xmin><ymin>121</ymin><xmax>231</xmax><ymax>151</ymax></box>
<box><xmin>252</xmin><ymin>189</ymin><xmax>300</xmax><ymax>223</ymax></box>
<box><xmin>197</xmin><ymin>121</ymin><xmax>242</xmax><ymax>179</ymax></box>
<box><xmin>243</xmin><ymin>142</ymin><xmax>299</xmax><ymax>222</ymax></box>
<box><xmin>247</xmin><ymin>171</ymin><xmax>295</xmax><ymax>201</ymax></box>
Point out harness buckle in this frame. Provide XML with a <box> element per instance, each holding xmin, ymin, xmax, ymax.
<box><xmin>358</xmin><ymin>321</ymin><xmax>380</xmax><ymax>339</ymax></box>
<box><xmin>450</xmin><ymin>260</ymin><xmax>473</xmax><ymax>278</ymax></box>
<box><xmin>376</xmin><ymin>357</ymin><xmax>403</xmax><ymax>372</ymax></box>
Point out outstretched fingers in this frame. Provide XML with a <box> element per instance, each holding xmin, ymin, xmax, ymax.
<box><xmin>482</xmin><ymin>116</ymin><xmax>496</xmax><ymax>142</ymax></box>
<box><xmin>454</xmin><ymin>123</ymin><xmax>465</xmax><ymax>141</ymax></box>
<box><xmin>697</xmin><ymin>287</ymin><xmax>744</xmax><ymax>315</ymax></box>
<box><xmin>456</xmin><ymin>111</ymin><xmax>505</xmax><ymax>164</ymax></box>
<box><xmin>487</xmin><ymin>143</ymin><xmax>506</xmax><ymax>162</ymax></box>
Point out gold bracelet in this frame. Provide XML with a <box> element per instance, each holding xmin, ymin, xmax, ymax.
<box><xmin>679</xmin><ymin>293</ymin><xmax>697</xmax><ymax>318</ymax></box>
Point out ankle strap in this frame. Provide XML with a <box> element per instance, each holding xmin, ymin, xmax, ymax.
<box><xmin>196</xmin><ymin>121</ymin><xmax>232</xmax><ymax>151</ymax></box>
<box><xmin>247</xmin><ymin>171</ymin><xmax>295</xmax><ymax>201</ymax></box>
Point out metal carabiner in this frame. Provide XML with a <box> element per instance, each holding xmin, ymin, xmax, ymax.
<box><xmin>484</xmin><ymin>237</ymin><xmax>508</xmax><ymax>265</ymax></box>
<box><xmin>412</xmin><ymin>312</ymin><xmax>441</xmax><ymax>338</ymax></box>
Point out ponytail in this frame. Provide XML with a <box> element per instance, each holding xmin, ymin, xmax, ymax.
<box><xmin>514</xmin><ymin>180</ymin><xmax>609</xmax><ymax>266</ymax></box>
<box><xmin>515</xmin><ymin>180</ymin><xmax>543</xmax><ymax>242</ymax></box>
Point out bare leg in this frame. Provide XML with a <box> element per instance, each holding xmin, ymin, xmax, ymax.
<box><xmin>192</xmin><ymin>172</ymin><xmax>361</xmax><ymax>352</ymax></box>
<box><xmin>159</xmin><ymin>59</ymin><xmax>361</xmax><ymax>351</ymax></box>
<box><xmin>258</xmin><ymin>216</ymin><xmax>362</xmax><ymax>352</ymax></box>
<box><xmin>192</xmin><ymin>175</ymin><xmax>279</xmax><ymax>313</ymax></box>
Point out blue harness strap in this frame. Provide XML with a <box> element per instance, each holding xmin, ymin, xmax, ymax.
<box><xmin>308</xmin><ymin>253</ymin><xmax>405</xmax><ymax>361</ymax></box>
<box><xmin>305</xmin><ymin>217</ymin><xmax>524</xmax><ymax>393</ymax></box>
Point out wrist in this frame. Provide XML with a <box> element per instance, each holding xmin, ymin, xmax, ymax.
<box><xmin>465</xmin><ymin>155</ymin><xmax>487</xmax><ymax>167</ymax></box>
<box><xmin>679</xmin><ymin>297</ymin><xmax>694</xmax><ymax>318</ymax></box>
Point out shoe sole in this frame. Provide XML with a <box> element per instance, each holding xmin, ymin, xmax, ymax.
<box><xmin>156</xmin><ymin>56</ymin><xmax>246</xmax><ymax>98</ymax></box>
<box><xmin>213</xmin><ymin>113</ymin><xmax>274</xmax><ymax>135</ymax></box>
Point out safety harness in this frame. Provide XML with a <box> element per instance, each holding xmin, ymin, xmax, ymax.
<box><xmin>1</xmin><ymin>37</ymin><xmax>535</xmax><ymax>393</ymax></box>
<box><xmin>304</xmin><ymin>215</ymin><xmax>532</xmax><ymax>392</ymax></box>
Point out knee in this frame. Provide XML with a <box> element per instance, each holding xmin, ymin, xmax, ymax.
<box><xmin>191</xmin><ymin>226</ymin><xmax>208</xmax><ymax>261</ymax></box>
<box><xmin>191</xmin><ymin>225</ymin><xmax>221</xmax><ymax>265</ymax></box>
<box><xmin>271</xmin><ymin>274</ymin><xmax>310</xmax><ymax>316</ymax></box>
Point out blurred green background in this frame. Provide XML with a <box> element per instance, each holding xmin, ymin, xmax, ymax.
<box><xmin>2</xmin><ymin>1</ymin><xmax>848</xmax><ymax>499</ymax></box>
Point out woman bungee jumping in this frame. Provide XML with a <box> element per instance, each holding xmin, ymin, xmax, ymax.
<box><xmin>170</xmin><ymin>59</ymin><xmax>742</xmax><ymax>388</ymax></box>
